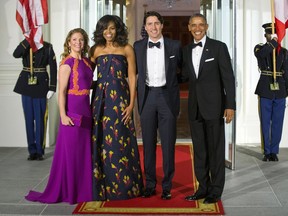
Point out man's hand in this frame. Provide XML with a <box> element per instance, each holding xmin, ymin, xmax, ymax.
<box><xmin>271</xmin><ymin>34</ymin><xmax>278</xmax><ymax>40</ymax></box>
<box><xmin>46</xmin><ymin>90</ymin><xmax>55</xmax><ymax>99</ymax></box>
<box><xmin>223</xmin><ymin>109</ymin><xmax>235</xmax><ymax>124</ymax></box>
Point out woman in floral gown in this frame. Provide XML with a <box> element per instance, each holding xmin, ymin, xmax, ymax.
<box><xmin>90</xmin><ymin>15</ymin><xmax>143</xmax><ymax>200</ymax></box>
<box><xmin>25</xmin><ymin>28</ymin><xmax>93</xmax><ymax>204</ymax></box>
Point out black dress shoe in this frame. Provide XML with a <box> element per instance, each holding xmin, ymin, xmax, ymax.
<box><xmin>185</xmin><ymin>192</ymin><xmax>207</xmax><ymax>201</ymax></box>
<box><xmin>161</xmin><ymin>190</ymin><xmax>171</xmax><ymax>200</ymax></box>
<box><xmin>142</xmin><ymin>188</ymin><xmax>156</xmax><ymax>198</ymax></box>
<box><xmin>262</xmin><ymin>154</ymin><xmax>271</xmax><ymax>161</ymax></box>
<box><xmin>27</xmin><ymin>154</ymin><xmax>37</xmax><ymax>161</ymax></box>
<box><xmin>36</xmin><ymin>154</ymin><xmax>44</xmax><ymax>161</ymax></box>
<box><xmin>203</xmin><ymin>195</ymin><xmax>220</xmax><ymax>204</ymax></box>
<box><xmin>270</xmin><ymin>153</ymin><xmax>279</xmax><ymax>161</ymax></box>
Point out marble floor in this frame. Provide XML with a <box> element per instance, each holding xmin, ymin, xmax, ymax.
<box><xmin>0</xmin><ymin>145</ymin><xmax>287</xmax><ymax>216</ymax></box>
<box><xmin>1</xmin><ymin>98</ymin><xmax>288</xmax><ymax>215</ymax></box>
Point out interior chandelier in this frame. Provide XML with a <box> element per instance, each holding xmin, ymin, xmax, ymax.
<box><xmin>149</xmin><ymin>0</ymin><xmax>181</xmax><ymax>8</ymax></box>
<box><xmin>163</xmin><ymin>0</ymin><xmax>179</xmax><ymax>8</ymax></box>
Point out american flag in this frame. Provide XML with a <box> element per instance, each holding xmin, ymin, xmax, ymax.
<box><xmin>141</xmin><ymin>9</ymin><xmax>148</xmax><ymax>39</ymax></box>
<box><xmin>16</xmin><ymin>0</ymin><xmax>48</xmax><ymax>52</ymax></box>
<box><xmin>141</xmin><ymin>24</ymin><xmax>148</xmax><ymax>39</ymax></box>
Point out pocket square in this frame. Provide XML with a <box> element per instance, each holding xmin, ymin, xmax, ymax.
<box><xmin>169</xmin><ymin>55</ymin><xmax>175</xmax><ymax>58</ymax></box>
<box><xmin>67</xmin><ymin>111</ymin><xmax>82</xmax><ymax>127</ymax></box>
<box><xmin>205</xmin><ymin>58</ymin><xmax>214</xmax><ymax>62</ymax></box>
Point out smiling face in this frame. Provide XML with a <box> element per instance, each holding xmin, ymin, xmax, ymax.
<box><xmin>103</xmin><ymin>21</ymin><xmax>116</xmax><ymax>43</ymax></box>
<box><xmin>188</xmin><ymin>16</ymin><xmax>209</xmax><ymax>42</ymax></box>
<box><xmin>68</xmin><ymin>32</ymin><xmax>84</xmax><ymax>54</ymax></box>
<box><xmin>145</xmin><ymin>15</ymin><xmax>163</xmax><ymax>42</ymax></box>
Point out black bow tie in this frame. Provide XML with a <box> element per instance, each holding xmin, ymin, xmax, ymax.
<box><xmin>192</xmin><ymin>42</ymin><xmax>202</xmax><ymax>49</ymax></box>
<box><xmin>149</xmin><ymin>41</ymin><xmax>161</xmax><ymax>48</ymax></box>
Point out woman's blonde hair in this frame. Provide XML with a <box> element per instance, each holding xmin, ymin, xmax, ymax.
<box><xmin>60</xmin><ymin>28</ymin><xmax>89</xmax><ymax>60</ymax></box>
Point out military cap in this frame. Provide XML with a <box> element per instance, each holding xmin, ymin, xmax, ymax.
<box><xmin>262</xmin><ymin>23</ymin><xmax>276</xmax><ymax>34</ymax></box>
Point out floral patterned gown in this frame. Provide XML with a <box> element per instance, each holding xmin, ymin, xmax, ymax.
<box><xmin>92</xmin><ymin>54</ymin><xmax>143</xmax><ymax>200</ymax></box>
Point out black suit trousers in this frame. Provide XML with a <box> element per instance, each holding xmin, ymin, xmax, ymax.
<box><xmin>140</xmin><ymin>88</ymin><xmax>176</xmax><ymax>191</ymax></box>
<box><xmin>189</xmin><ymin>114</ymin><xmax>225</xmax><ymax>197</ymax></box>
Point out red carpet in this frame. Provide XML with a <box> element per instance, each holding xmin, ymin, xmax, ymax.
<box><xmin>73</xmin><ymin>144</ymin><xmax>224</xmax><ymax>215</ymax></box>
<box><xmin>180</xmin><ymin>91</ymin><xmax>188</xmax><ymax>99</ymax></box>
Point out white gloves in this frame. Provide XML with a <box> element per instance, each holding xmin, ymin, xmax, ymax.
<box><xmin>46</xmin><ymin>90</ymin><xmax>55</xmax><ymax>99</ymax></box>
<box><xmin>271</xmin><ymin>34</ymin><xmax>278</xmax><ymax>40</ymax></box>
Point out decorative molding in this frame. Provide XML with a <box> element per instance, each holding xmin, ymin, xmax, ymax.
<box><xmin>156</xmin><ymin>10</ymin><xmax>199</xmax><ymax>16</ymax></box>
<box><xmin>0</xmin><ymin>64</ymin><xmax>22</xmax><ymax>85</ymax></box>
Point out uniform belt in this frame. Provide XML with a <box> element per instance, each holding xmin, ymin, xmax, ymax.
<box><xmin>146</xmin><ymin>85</ymin><xmax>167</xmax><ymax>90</ymax></box>
<box><xmin>23</xmin><ymin>67</ymin><xmax>46</xmax><ymax>72</ymax></box>
<box><xmin>261</xmin><ymin>70</ymin><xmax>282</xmax><ymax>77</ymax></box>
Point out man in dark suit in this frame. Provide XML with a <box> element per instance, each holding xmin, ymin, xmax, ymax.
<box><xmin>254</xmin><ymin>23</ymin><xmax>288</xmax><ymax>162</ymax></box>
<box><xmin>181</xmin><ymin>13</ymin><xmax>236</xmax><ymax>204</ymax></box>
<box><xmin>13</xmin><ymin>39</ymin><xmax>57</xmax><ymax>161</ymax></box>
<box><xmin>134</xmin><ymin>11</ymin><xmax>182</xmax><ymax>200</ymax></box>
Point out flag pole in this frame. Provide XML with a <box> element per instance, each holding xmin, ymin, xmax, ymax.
<box><xmin>270</xmin><ymin>0</ymin><xmax>279</xmax><ymax>90</ymax></box>
<box><xmin>28</xmin><ymin>48</ymin><xmax>37</xmax><ymax>85</ymax></box>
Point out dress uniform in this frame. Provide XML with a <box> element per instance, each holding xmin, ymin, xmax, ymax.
<box><xmin>254</xmin><ymin>23</ymin><xmax>288</xmax><ymax>161</ymax></box>
<box><xmin>13</xmin><ymin>39</ymin><xmax>57</xmax><ymax>160</ymax></box>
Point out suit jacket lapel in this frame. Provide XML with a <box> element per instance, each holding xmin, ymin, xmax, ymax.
<box><xmin>140</xmin><ymin>38</ymin><xmax>148</xmax><ymax>80</ymax></box>
<box><xmin>164</xmin><ymin>38</ymin><xmax>170</xmax><ymax>77</ymax></box>
<box><xmin>198</xmin><ymin>37</ymin><xmax>210</xmax><ymax>77</ymax></box>
<box><xmin>187</xmin><ymin>43</ymin><xmax>197</xmax><ymax>79</ymax></box>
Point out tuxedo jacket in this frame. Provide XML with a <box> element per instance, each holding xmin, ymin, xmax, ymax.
<box><xmin>134</xmin><ymin>37</ymin><xmax>182</xmax><ymax>117</ymax></box>
<box><xmin>181</xmin><ymin>36</ymin><xmax>236</xmax><ymax>120</ymax></box>
<box><xmin>13</xmin><ymin>39</ymin><xmax>57</xmax><ymax>98</ymax></box>
<box><xmin>254</xmin><ymin>39</ymin><xmax>288</xmax><ymax>99</ymax></box>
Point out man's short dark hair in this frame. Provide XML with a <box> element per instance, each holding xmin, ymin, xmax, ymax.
<box><xmin>143</xmin><ymin>11</ymin><xmax>164</xmax><ymax>25</ymax></box>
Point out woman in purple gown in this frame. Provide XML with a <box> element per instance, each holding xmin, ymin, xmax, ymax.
<box><xmin>25</xmin><ymin>28</ymin><xmax>93</xmax><ymax>204</ymax></box>
<box><xmin>90</xmin><ymin>15</ymin><xmax>143</xmax><ymax>200</ymax></box>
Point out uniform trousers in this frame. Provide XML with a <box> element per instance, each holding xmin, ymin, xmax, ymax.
<box><xmin>260</xmin><ymin>97</ymin><xmax>285</xmax><ymax>155</ymax></box>
<box><xmin>21</xmin><ymin>95</ymin><xmax>47</xmax><ymax>156</ymax></box>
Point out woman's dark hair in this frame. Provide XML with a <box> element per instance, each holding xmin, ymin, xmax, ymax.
<box><xmin>92</xmin><ymin>15</ymin><xmax>128</xmax><ymax>47</ymax></box>
<box><xmin>143</xmin><ymin>11</ymin><xmax>164</xmax><ymax>25</ymax></box>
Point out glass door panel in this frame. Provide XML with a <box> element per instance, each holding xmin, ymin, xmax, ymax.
<box><xmin>201</xmin><ymin>0</ymin><xmax>236</xmax><ymax>169</ymax></box>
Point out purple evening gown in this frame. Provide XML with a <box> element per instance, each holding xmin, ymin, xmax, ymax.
<box><xmin>25</xmin><ymin>56</ymin><xmax>93</xmax><ymax>204</ymax></box>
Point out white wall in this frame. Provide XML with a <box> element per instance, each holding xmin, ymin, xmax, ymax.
<box><xmin>0</xmin><ymin>0</ymin><xmax>29</xmax><ymax>148</ymax></box>
<box><xmin>0</xmin><ymin>0</ymin><xmax>287</xmax><ymax>148</ymax></box>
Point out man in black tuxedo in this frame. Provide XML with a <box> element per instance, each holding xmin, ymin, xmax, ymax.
<box><xmin>181</xmin><ymin>14</ymin><xmax>236</xmax><ymax>204</ymax></box>
<box><xmin>133</xmin><ymin>11</ymin><xmax>182</xmax><ymax>200</ymax></box>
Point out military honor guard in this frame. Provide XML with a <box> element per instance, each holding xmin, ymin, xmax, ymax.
<box><xmin>13</xmin><ymin>39</ymin><xmax>57</xmax><ymax>161</ymax></box>
<box><xmin>254</xmin><ymin>23</ymin><xmax>288</xmax><ymax>161</ymax></box>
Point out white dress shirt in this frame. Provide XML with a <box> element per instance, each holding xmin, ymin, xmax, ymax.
<box><xmin>146</xmin><ymin>37</ymin><xmax>166</xmax><ymax>87</ymax></box>
<box><xmin>192</xmin><ymin>36</ymin><xmax>206</xmax><ymax>78</ymax></box>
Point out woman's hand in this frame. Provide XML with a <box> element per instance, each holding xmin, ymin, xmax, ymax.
<box><xmin>61</xmin><ymin>115</ymin><xmax>74</xmax><ymax>126</ymax></box>
<box><xmin>122</xmin><ymin>105</ymin><xmax>133</xmax><ymax>125</ymax></box>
